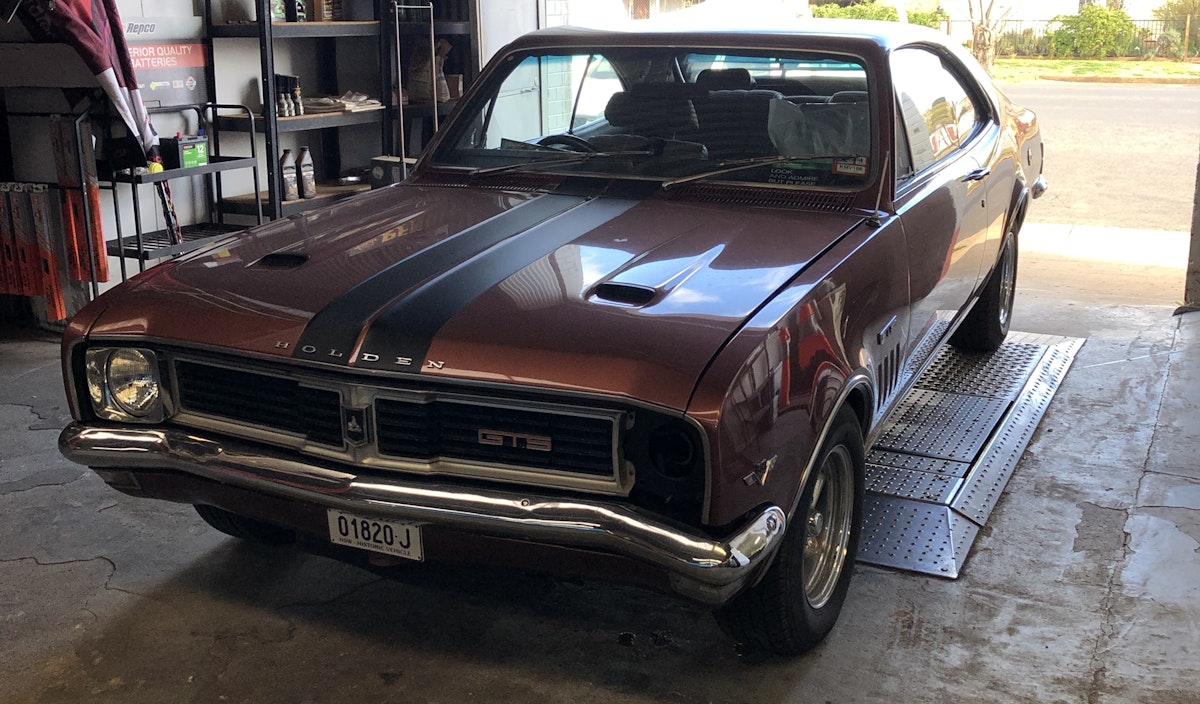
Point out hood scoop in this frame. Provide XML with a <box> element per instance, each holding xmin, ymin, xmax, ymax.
<box><xmin>590</xmin><ymin>243</ymin><xmax>725</xmax><ymax>308</ymax></box>
<box><xmin>594</xmin><ymin>282</ymin><xmax>656</xmax><ymax>307</ymax></box>
<box><xmin>254</xmin><ymin>251</ymin><xmax>310</xmax><ymax>269</ymax></box>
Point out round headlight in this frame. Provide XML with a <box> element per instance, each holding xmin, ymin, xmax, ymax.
<box><xmin>106</xmin><ymin>349</ymin><xmax>160</xmax><ymax>417</ymax></box>
<box><xmin>648</xmin><ymin>425</ymin><xmax>698</xmax><ymax>479</ymax></box>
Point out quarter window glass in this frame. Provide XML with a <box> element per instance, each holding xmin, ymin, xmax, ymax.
<box><xmin>891</xmin><ymin>48</ymin><xmax>979</xmax><ymax>172</ymax></box>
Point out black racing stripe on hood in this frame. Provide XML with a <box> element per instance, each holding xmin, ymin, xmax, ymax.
<box><xmin>293</xmin><ymin>194</ymin><xmax>586</xmax><ymax>365</ymax></box>
<box><xmin>354</xmin><ymin>198</ymin><xmax>641</xmax><ymax>372</ymax></box>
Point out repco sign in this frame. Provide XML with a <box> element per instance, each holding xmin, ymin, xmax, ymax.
<box><xmin>126</xmin><ymin>22</ymin><xmax>157</xmax><ymax>36</ymax></box>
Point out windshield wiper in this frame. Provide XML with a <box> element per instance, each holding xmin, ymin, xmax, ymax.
<box><xmin>660</xmin><ymin>154</ymin><xmax>859</xmax><ymax>189</ymax></box>
<box><xmin>468</xmin><ymin>149</ymin><xmax>653</xmax><ymax>178</ymax></box>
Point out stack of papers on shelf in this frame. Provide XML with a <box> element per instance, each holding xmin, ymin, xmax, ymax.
<box><xmin>302</xmin><ymin>97</ymin><xmax>344</xmax><ymax>113</ymax></box>
<box><xmin>301</xmin><ymin>91</ymin><xmax>383</xmax><ymax>114</ymax></box>
<box><xmin>340</xmin><ymin>91</ymin><xmax>383</xmax><ymax>112</ymax></box>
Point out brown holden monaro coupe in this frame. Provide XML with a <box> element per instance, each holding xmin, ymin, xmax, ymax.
<box><xmin>60</xmin><ymin>20</ymin><xmax>1045</xmax><ymax>655</ymax></box>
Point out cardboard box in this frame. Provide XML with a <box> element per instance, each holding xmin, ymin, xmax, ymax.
<box><xmin>0</xmin><ymin>183</ymin><xmax>15</xmax><ymax>295</ymax></box>
<box><xmin>370</xmin><ymin>156</ymin><xmax>407</xmax><ymax>189</ymax></box>
<box><xmin>6</xmin><ymin>184</ymin><xmax>41</xmax><ymax>296</ymax></box>
<box><xmin>28</xmin><ymin>184</ymin><xmax>67</xmax><ymax>321</ymax></box>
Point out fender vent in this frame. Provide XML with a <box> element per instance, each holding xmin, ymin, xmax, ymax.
<box><xmin>877</xmin><ymin>343</ymin><xmax>902</xmax><ymax>411</ymax></box>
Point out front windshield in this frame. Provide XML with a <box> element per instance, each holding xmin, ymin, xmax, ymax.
<box><xmin>432</xmin><ymin>47</ymin><xmax>873</xmax><ymax>189</ymax></box>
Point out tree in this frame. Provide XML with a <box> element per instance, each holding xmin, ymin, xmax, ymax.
<box><xmin>1048</xmin><ymin>5</ymin><xmax>1138</xmax><ymax>58</ymax></box>
<box><xmin>967</xmin><ymin>0</ymin><xmax>1010</xmax><ymax>71</ymax></box>
<box><xmin>1154</xmin><ymin>0</ymin><xmax>1200</xmax><ymax>15</ymax></box>
<box><xmin>1153</xmin><ymin>0</ymin><xmax>1200</xmax><ymax>56</ymax></box>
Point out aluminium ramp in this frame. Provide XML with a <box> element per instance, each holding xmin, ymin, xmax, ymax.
<box><xmin>857</xmin><ymin>332</ymin><xmax>1084</xmax><ymax>578</ymax></box>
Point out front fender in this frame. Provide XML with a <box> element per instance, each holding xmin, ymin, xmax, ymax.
<box><xmin>688</xmin><ymin>280</ymin><xmax>863</xmax><ymax>528</ymax></box>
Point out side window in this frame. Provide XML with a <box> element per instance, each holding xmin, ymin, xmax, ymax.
<box><xmin>890</xmin><ymin>47</ymin><xmax>981</xmax><ymax>173</ymax></box>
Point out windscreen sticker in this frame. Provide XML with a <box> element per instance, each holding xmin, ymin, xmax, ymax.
<box><xmin>832</xmin><ymin>156</ymin><xmax>869</xmax><ymax>176</ymax></box>
<box><xmin>767</xmin><ymin>165</ymin><xmax>821</xmax><ymax>186</ymax></box>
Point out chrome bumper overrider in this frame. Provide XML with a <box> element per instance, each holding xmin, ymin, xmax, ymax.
<box><xmin>59</xmin><ymin>423</ymin><xmax>786</xmax><ymax>604</ymax></box>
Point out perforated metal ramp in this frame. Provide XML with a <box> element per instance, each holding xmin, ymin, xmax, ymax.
<box><xmin>857</xmin><ymin>331</ymin><xmax>1083</xmax><ymax>578</ymax></box>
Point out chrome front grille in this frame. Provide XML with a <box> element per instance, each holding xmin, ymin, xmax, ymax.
<box><xmin>176</xmin><ymin>360</ymin><xmax>343</xmax><ymax>446</ymax></box>
<box><xmin>171</xmin><ymin>358</ymin><xmax>626</xmax><ymax>493</ymax></box>
<box><xmin>376</xmin><ymin>399</ymin><xmax>616</xmax><ymax>476</ymax></box>
<box><xmin>374</xmin><ymin>397</ymin><xmax>439</xmax><ymax>458</ymax></box>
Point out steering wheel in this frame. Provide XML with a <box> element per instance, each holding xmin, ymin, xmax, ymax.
<box><xmin>536</xmin><ymin>134</ymin><xmax>598</xmax><ymax>153</ymax></box>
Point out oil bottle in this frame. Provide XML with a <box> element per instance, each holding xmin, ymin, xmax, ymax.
<box><xmin>280</xmin><ymin>149</ymin><xmax>299</xmax><ymax>201</ymax></box>
<box><xmin>298</xmin><ymin>146</ymin><xmax>316</xmax><ymax>199</ymax></box>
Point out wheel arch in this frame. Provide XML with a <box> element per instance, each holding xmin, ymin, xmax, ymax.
<box><xmin>842</xmin><ymin>381</ymin><xmax>872</xmax><ymax>438</ymax></box>
<box><xmin>1005</xmin><ymin>178</ymin><xmax>1031</xmax><ymax>240</ymax></box>
<box><xmin>784</xmin><ymin>374</ymin><xmax>872</xmax><ymax>523</ymax></box>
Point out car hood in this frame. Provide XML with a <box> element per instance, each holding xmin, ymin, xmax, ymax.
<box><xmin>85</xmin><ymin>185</ymin><xmax>863</xmax><ymax>410</ymax></box>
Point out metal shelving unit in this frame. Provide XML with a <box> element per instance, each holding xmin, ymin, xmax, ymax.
<box><xmin>202</xmin><ymin>0</ymin><xmax>392</xmax><ymax>220</ymax></box>
<box><xmin>105</xmin><ymin>103</ymin><xmax>262</xmax><ymax>280</ymax></box>
<box><xmin>390</xmin><ymin>2</ymin><xmax>479</xmax><ymax>161</ymax></box>
<box><xmin>221</xmin><ymin>181</ymin><xmax>370</xmax><ymax>218</ymax></box>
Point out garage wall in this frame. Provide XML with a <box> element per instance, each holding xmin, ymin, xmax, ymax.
<box><xmin>0</xmin><ymin>0</ymin><xmax>209</xmax><ymax>302</ymax></box>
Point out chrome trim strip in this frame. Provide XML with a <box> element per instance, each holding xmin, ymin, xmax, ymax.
<box><xmin>60</xmin><ymin>423</ymin><xmax>784</xmax><ymax>605</ymax></box>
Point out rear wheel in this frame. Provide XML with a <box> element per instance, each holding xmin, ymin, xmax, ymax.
<box><xmin>715</xmin><ymin>407</ymin><xmax>865</xmax><ymax>656</ymax></box>
<box><xmin>951</xmin><ymin>231</ymin><xmax>1017</xmax><ymax>352</ymax></box>
<box><xmin>194</xmin><ymin>504</ymin><xmax>295</xmax><ymax>546</ymax></box>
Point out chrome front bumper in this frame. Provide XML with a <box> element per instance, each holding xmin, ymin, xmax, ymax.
<box><xmin>60</xmin><ymin>423</ymin><xmax>786</xmax><ymax>605</ymax></box>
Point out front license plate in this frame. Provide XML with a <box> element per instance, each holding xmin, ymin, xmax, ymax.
<box><xmin>326</xmin><ymin>509</ymin><xmax>423</xmax><ymax>561</ymax></box>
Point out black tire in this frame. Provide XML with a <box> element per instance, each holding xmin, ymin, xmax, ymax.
<box><xmin>194</xmin><ymin>504</ymin><xmax>295</xmax><ymax>546</ymax></box>
<box><xmin>715</xmin><ymin>406</ymin><xmax>865</xmax><ymax>657</ymax></box>
<box><xmin>950</xmin><ymin>231</ymin><xmax>1018</xmax><ymax>353</ymax></box>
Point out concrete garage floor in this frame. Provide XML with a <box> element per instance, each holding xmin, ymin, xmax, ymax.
<box><xmin>1</xmin><ymin>226</ymin><xmax>1198</xmax><ymax>704</ymax></box>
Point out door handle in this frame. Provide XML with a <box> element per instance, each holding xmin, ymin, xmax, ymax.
<box><xmin>962</xmin><ymin>168</ymin><xmax>991</xmax><ymax>182</ymax></box>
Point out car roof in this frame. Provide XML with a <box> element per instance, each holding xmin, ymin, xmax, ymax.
<box><xmin>510</xmin><ymin>19</ymin><xmax>953</xmax><ymax>53</ymax></box>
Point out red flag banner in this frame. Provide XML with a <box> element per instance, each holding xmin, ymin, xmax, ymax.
<box><xmin>19</xmin><ymin>0</ymin><xmax>154</xmax><ymax>158</ymax></box>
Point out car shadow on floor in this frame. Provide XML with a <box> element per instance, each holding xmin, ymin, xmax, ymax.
<box><xmin>10</xmin><ymin>532</ymin><xmax>825</xmax><ymax>704</ymax></box>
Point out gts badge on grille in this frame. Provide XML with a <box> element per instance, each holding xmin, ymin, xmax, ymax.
<box><xmin>477</xmin><ymin>429</ymin><xmax>552</xmax><ymax>452</ymax></box>
<box><xmin>341</xmin><ymin>406</ymin><xmax>371</xmax><ymax>447</ymax></box>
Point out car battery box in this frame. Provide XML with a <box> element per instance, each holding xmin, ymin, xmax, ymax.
<box><xmin>370</xmin><ymin>156</ymin><xmax>407</xmax><ymax>189</ymax></box>
<box><xmin>161</xmin><ymin>135</ymin><xmax>209</xmax><ymax>170</ymax></box>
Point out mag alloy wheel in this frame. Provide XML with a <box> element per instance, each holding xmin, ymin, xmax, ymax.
<box><xmin>801</xmin><ymin>444</ymin><xmax>855</xmax><ymax>609</ymax></box>
<box><xmin>997</xmin><ymin>235</ymin><xmax>1016</xmax><ymax>331</ymax></box>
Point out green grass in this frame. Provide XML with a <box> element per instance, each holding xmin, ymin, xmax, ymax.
<box><xmin>990</xmin><ymin>58</ymin><xmax>1200</xmax><ymax>83</ymax></box>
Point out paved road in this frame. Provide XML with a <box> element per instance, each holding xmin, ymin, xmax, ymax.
<box><xmin>999</xmin><ymin>82</ymin><xmax>1200</xmax><ymax>232</ymax></box>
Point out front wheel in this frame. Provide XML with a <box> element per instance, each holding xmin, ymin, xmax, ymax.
<box><xmin>951</xmin><ymin>231</ymin><xmax>1018</xmax><ymax>352</ymax></box>
<box><xmin>714</xmin><ymin>407</ymin><xmax>865</xmax><ymax>657</ymax></box>
<box><xmin>194</xmin><ymin>504</ymin><xmax>295</xmax><ymax>546</ymax></box>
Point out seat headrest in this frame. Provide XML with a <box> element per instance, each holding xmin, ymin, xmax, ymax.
<box><xmin>829</xmin><ymin>90</ymin><xmax>869</xmax><ymax>103</ymax></box>
<box><xmin>604</xmin><ymin>91</ymin><xmax>699</xmax><ymax>136</ymax></box>
<box><xmin>696</xmin><ymin>68</ymin><xmax>754</xmax><ymax>90</ymax></box>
